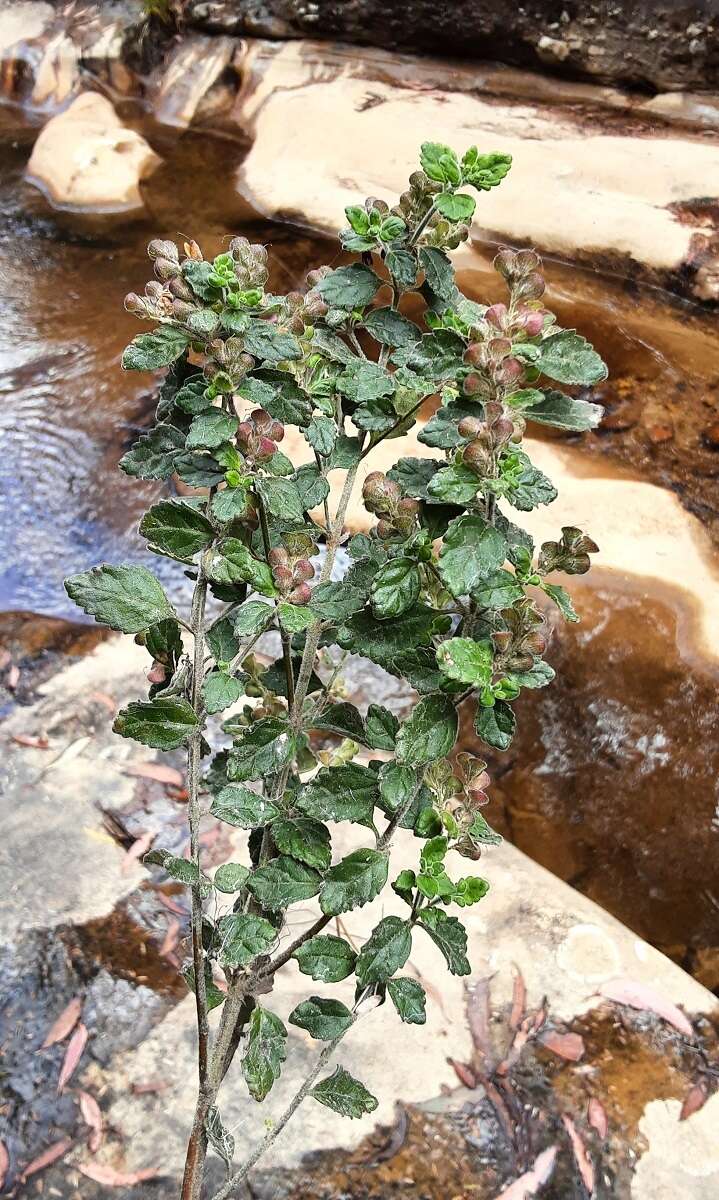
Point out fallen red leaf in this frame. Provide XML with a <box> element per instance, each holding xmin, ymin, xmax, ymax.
<box><xmin>11</xmin><ymin>733</ymin><xmax>50</xmax><ymax>749</ymax></box>
<box><xmin>155</xmin><ymin>890</ymin><xmax>187</xmax><ymax>916</ymax></box>
<box><xmin>20</xmin><ymin>1138</ymin><xmax>71</xmax><ymax>1181</ymax></box>
<box><xmin>40</xmin><ymin>996</ymin><xmax>82</xmax><ymax>1049</ymax></box>
<box><xmin>0</xmin><ymin>649</ymin><xmax>10</xmax><ymax>670</ymax></box>
<box><xmin>77</xmin><ymin>1162</ymin><xmax>160</xmax><ymax>1186</ymax></box>
<box><xmin>122</xmin><ymin>831</ymin><xmax>155</xmax><ymax>875</ymax></box>
<box><xmin>159</xmin><ymin>917</ymin><xmax>181</xmax><ymax>958</ymax></box>
<box><xmin>5</xmin><ymin>664</ymin><xmax>20</xmax><ymax>690</ymax></box>
<box><xmin>587</xmin><ymin>1097</ymin><xmax>608</xmax><ymax>1139</ymax></box>
<box><xmin>680</xmin><ymin>1081</ymin><xmax>708</xmax><ymax>1121</ymax></box>
<box><xmin>0</xmin><ymin>1140</ymin><xmax>8</xmax><ymax>1189</ymax></box>
<box><xmin>539</xmin><ymin>1030</ymin><xmax>586</xmax><ymax>1061</ymax></box>
<box><xmin>509</xmin><ymin>965</ymin><xmax>526</xmax><ymax>1032</ymax></box>
<box><xmin>89</xmin><ymin>691</ymin><xmax>116</xmax><ymax>711</ymax></box>
<box><xmin>495</xmin><ymin>1146</ymin><xmax>558</xmax><ymax>1198</ymax></box>
<box><xmin>167</xmin><ymin>785</ymin><xmax>189</xmax><ymax>802</ymax></box>
<box><xmin>562</xmin><ymin>1113</ymin><xmax>595</xmax><ymax>1196</ymax></box>
<box><xmin>124</xmin><ymin>762</ymin><xmax>183</xmax><ymax>786</ymax></box>
<box><xmin>78</xmin><ymin>1091</ymin><xmax>103</xmax><ymax>1152</ymax></box>
<box><xmin>467</xmin><ymin>975</ymin><xmax>493</xmax><ymax>1073</ymax></box>
<box><xmin>57</xmin><ymin>1022</ymin><xmax>88</xmax><ymax>1092</ymax></box>
<box><xmin>598</xmin><ymin>978</ymin><xmax>694</xmax><ymax>1038</ymax></box>
<box><xmin>130</xmin><ymin>1079</ymin><xmax>170</xmax><ymax>1095</ymax></box>
<box><xmin>447</xmin><ymin>1057</ymin><xmax>477</xmax><ymax>1089</ymax></box>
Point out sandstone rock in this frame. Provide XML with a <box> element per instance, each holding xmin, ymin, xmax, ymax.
<box><xmin>30</xmin><ymin>29</ymin><xmax>79</xmax><ymax>107</ymax></box>
<box><xmin>233</xmin><ymin>40</ymin><xmax>719</xmax><ymax>301</ymax></box>
<box><xmin>152</xmin><ymin>33</ymin><xmax>237</xmax><ymax>128</ymax></box>
<box><xmin>26</xmin><ymin>92</ymin><xmax>160</xmax><ymax>212</ymax></box>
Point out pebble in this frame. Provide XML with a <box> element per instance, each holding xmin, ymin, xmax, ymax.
<box><xmin>646</xmin><ymin>423</ymin><xmax>674</xmax><ymax>445</ymax></box>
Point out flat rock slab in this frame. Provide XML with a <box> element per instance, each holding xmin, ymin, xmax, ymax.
<box><xmin>233</xmin><ymin>39</ymin><xmax>719</xmax><ymax>300</ymax></box>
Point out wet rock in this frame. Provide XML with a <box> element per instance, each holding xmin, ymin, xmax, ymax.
<box><xmin>632</xmin><ymin>1094</ymin><xmax>719</xmax><ymax>1197</ymax></box>
<box><xmin>152</xmin><ymin>33</ymin><xmax>238</xmax><ymax>128</ymax></box>
<box><xmin>234</xmin><ymin>40</ymin><xmax>719</xmax><ymax>301</ymax></box>
<box><xmin>26</xmin><ymin>92</ymin><xmax>161</xmax><ymax>212</ymax></box>
<box><xmin>83</xmin><ymin>971</ymin><xmax>167</xmax><ymax>1065</ymax></box>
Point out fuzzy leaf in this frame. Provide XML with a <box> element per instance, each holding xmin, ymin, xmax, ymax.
<box><xmin>418</xmin><ymin>399</ymin><xmax>484</xmax><ymax>449</ymax></box>
<box><xmin>119</xmin><ymin>423</ymin><xmax>186</xmax><ymax>480</ymax></box>
<box><xmin>385</xmin><ymin>249</ymin><xmax>417</xmax><ymax>290</ymax></box>
<box><xmin>310</xmin><ymin>701</ymin><xmax>367</xmax><ymax>743</ymax></box>
<box><xmin>363</xmin><ymin>307</ymin><xmax>420</xmax><ymax>348</ymax></box>
<box><xmin>370</xmin><ymin>557</ymin><xmax>421</xmax><ymax>619</ymax></box>
<box><xmin>387</xmin><ymin>457</ymin><xmax>443</xmax><ymax>500</ymax></box>
<box><xmin>122</xmin><ymin>327</ymin><xmax>190</xmax><ymax>371</ymax></box>
<box><xmin>364</xmin><ymin>704</ymin><xmax>399</xmax><ymax>750</ymax></box>
<box><xmin>542</xmin><ymin>582</ymin><xmax>580</xmax><ymax>622</ymax></box>
<box><xmin>474</xmin><ymin>699</ymin><xmax>516</xmax><ymax>750</ymax></box>
<box><xmin>213</xmin><ymin>862</ymin><xmax>250</xmax><ymax>893</ymax></box>
<box><xmin>65</xmin><ymin>564</ymin><xmax>174</xmax><ymax>633</ymax></box>
<box><xmin>298</xmin><ymin>763</ymin><xmax>378</xmax><ymax>824</ymax></box>
<box><xmin>387</xmin><ymin>977</ymin><xmax>427</xmax><ymax>1024</ymax></box>
<box><xmin>418</xmin><ymin>247</ymin><xmax>455</xmax><ymax>301</ymax></box>
<box><xmin>114</xmin><ymin>696</ymin><xmax>199</xmax><ymax>750</ymax></box>
<box><xmin>427</xmin><ymin>464</ymin><xmax>480</xmax><ymax>504</ymax></box>
<box><xmin>206</xmin><ymin>1106</ymin><xmax>234</xmax><ymax>1172</ymax></box>
<box><xmin>242</xmin><ymin>1007</ymin><xmax>288</xmax><ymax>1101</ymax></box>
<box><xmin>140</xmin><ymin>499</ymin><xmax>214</xmax><ymax>561</ymax></box>
<box><xmin>437</xmin><ymin>637</ymin><xmax>494</xmax><ymax>686</ymax></box>
<box><xmin>311</xmin><ymin>1067</ymin><xmax>378</xmax><ymax>1118</ymax></box>
<box><xmin>271</xmin><ymin>817</ymin><xmax>331</xmax><ymax>871</ymax></box>
<box><xmin>418</xmin><ymin>908</ymin><xmax>470</xmax><ymax>975</ymax></box>
<box><xmin>318</xmin><ymin>264</ymin><xmax>382</xmax><ymax>308</ymax></box>
<box><xmin>207</xmin><ymin>616</ymin><xmax>240</xmax><ymax>665</ymax></box>
<box><xmin>228</xmin><ymin>719</ymin><xmax>296</xmax><ymax>782</ymax></box>
<box><xmin>202</xmin><ymin>671</ymin><xmax>243</xmax><ymax>714</ymax></box>
<box><xmin>243</xmin><ymin>322</ymin><xmax>301</xmax><ymax>363</ymax></box>
<box><xmin>527</xmin><ymin>390</ymin><xmax>603</xmax><ymax>432</ymax></box>
<box><xmin>305</xmin><ymin>414</ymin><xmax>337</xmax><ymax>456</ymax></box>
<box><xmin>537</xmin><ymin>331</ymin><xmax>607</xmax><ymax>386</ymax></box>
<box><xmin>216</xmin><ymin>912</ymin><xmax>277</xmax><ymax>967</ymax></box>
<box><xmin>289</xmin><ymin>997</ymin><xmax>354</xmax><ymax>1040</ymax></box>
<box><xmin>208</xmin><ymin>540</ymin><xmax>277</xmax><ymax>597</ymax></box>
<box><xmin>211</xmin><ymin>784</ymin><xmax>280</xmax><ymax>828</ymax></box>
<box><xmin>247</xmin><ymin>856</ymin><xmax>321</xmax><ymax>910</ymax></box>
<box><xmin>186</xmin><ymin>410</ymin><xmax>239</xmax><ymax>450</ymax></box>
<box><xmin>435</xmin><ymin>191</ymin><xmax>476</xmax><ymax>222</ymax></box>
<box><xmin>396</xmin><ymin>694</ymin><xmax>458</xmax><ymax>765</ymax></box>
<box><xmin>293</xmin><ymin>935</ymin><xmax>357</xmax><ymax>983</ymax></box>
<box><xmin>356</xmin><ymin>916</ymin><xmax>412</xmax><ymax>984</ymax></box>
<box><xmin>438</xmin><ymin>515</ymin><xmax>507</xmax><ymax>597</ymax></box>
<box><xmin>320</xmin><ymin>848</ymin><xmax>389</xmax><ymax>915</ymax></box>
<box><xmin>255</xmin><ymin>477</ymin><xmax>305</xmax><ymax>522</ymax></box>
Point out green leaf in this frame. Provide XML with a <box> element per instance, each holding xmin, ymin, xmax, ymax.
<box><xmin>355</xmin><ymin>915</ymin><xmax>412</xmax><ymax>984</ymax></box>
<box><xmin>289</xmin><ymin>997</ymin><xmax>354</xmax><ymax>1040</ymax></box>
<box><xmin>183</xmin><ymin>259</ymin><xmax>222</xmax><ymax>301</ymax></box>
<box><xmin>420</xmin><ymin>141</ymin><xmax>461</xmax><ymax>185</ymax></box>
<box><xmin>294</xmin><ymin>463</ymin><xmax>331</xmax><ymax>511</ymax></box>
<box><xmin>377</xmin><ymin>761</ymin><xmax>427</xmax><ymax>828</ymax></box>
<box><xmin>506</xmin><ymin>659</ymin><xmax>555</xmax><ymax>690</ymax></box>
<box><xmin>206</xmin><ymin>1105</ymin><xmax>234</xmax><ymax>1172</ymax></box>
<box><xmin>337</xmin><ymin>605</ymin><xmax>449</xmax><ymax>672</ymax></box>
<box><xmin>363</xmin><ymin>307</ymin><xmax>420</xmax><ymax>348</ymax></box>
<box><xmin>243</xmin><ymin>321</ymin><xmax>301</xmax><ymax>363</ymax></box>
<box><xmin>203</xmin><ymin>671</ymin><xmax>243</xmax><ymax>714</ymax></box>
<box><xmin>174</xmin><ymin>376</ymin><xmax>210</xmax><ymax>414</ymax></box>
<box><xmin>248</xmin><ymin>856</ymin><xmax>321</xmax><ymax>911</ymax></box>
<box><xmin>213</xmin><ymin>862</ymin><xmax>250</xmax><ymax>893</ymax></box>
<box><xmin>472</xmin><ymin>569</ymin><xmax>524</xmax><ymax>609</ymax></box>
<box><xmin>298</xmin><ymin>763</ymin><xmax>378</xmax><ymax>824</ymax></box>
<box><xmin>418</xmin><ymin>908</ymin><xmax>470</xmax><ymax>975</ymax></box>
<box><xmin>387</xmin><ymin>457</ymin><xmax>443</xmax><ymax>500</ymax></box>
<box><xmin>183</xmin><ymin>961</ymin><xmax>225</xmax><ymax>1012</ymax></box>
<box><xmin>65</xmin><ymin>564</ymin><xmax>174</xmax><ymax>633</ymax></box>
<box><xmin>144</xmin><ymin>847</ymin><xmax>210</xmax><ymax>891</ymax></box>
<box><xmin>234</xmin><ymin>600</ymin><xmax>274</xmax><ymax>636</ymax></box>
<box><xmin>305</xmin><ymin>414</ymin><xmax>337</xmax><ymax>456</ymax></box>
<box><xmin>385</xmin><ymin>249</ymin><xmax>417</xmax><ymax>291</ymax></box>
<box><xmin>211</xmin><ymin>784</ymin><xmax>280</xmax><ymax>828</ymax></box>
<box><xmin>461</xmin><ymin>148</ymin><xmax>512</xmax><ymax>190</ymax></box>
<box><xmin>527</xmin><ymin>389</ymin><xmax>603</xmax><ymax>432</ymax></box>
<box><xmin>345</xmin><ymin>205</ymin><xmax>370</xmax><ymax>235</ymax></box>
<box><xmin>271</xmin><ymin>817</ymin><xmax>331</xmax><ymax>870</ymax></box>
<box><xmin>113</xmin><ymin>696</ymin><xmax>199</xmax><ymax>750</ymax></box>
<box><xmin>395</xmin><ymin>694</ymin><xmax>458</xmax><ymax>766</ymax></box>
<box><xmin>537</xmin><ymin>330</ymin><xmax>607</xmax><ymax>386</ymax></box>
<box><xmin>438</xmin><ymin>515</ymin><xmax>507</xmax><ymax>597</ymax></box>
<box><xmin>216</xmin><ymin>912</ymin><xmax>277</xmax><ymax>966</ymax></box>
<box><xmin>387</xmin><ymin>977</ymin><xmax>426</xmax><ymax>1024</ymax></box>
<box><xmin>427</xmin><ymin>464</ymin><xmax>480</xmax><ymax>505</ymax></box>
<box><xmin>370</xmin><ymin>557</ymin><xmax>421</xmax><ymax>619</ymax></box>
<box><xmin>437</xmin><ymin>637</ymin><xmax>494</xmax><ymax>686</ymax></box>
<box><xmin>212</xmin><ymin>486</ymin><xmax>251</xmax><ymax>524</ymax></box>
<box><xmin>474</xmin><ymin>699</ymin><xmax>516</xmax><ymax>750</ymax></box>
<box><xmin>186</xmin><ymin>409</ymin><xmax>239</xmax><ymax>451</ymax></box>
<box><xmin>320</xmin><ymin>848</ymin><xmax>388</xmax><ymax>915</ymax></box>
<box><xmin>312</xmin><ymin>327</ymin><xmax>358</xmax><ymax>365</ymax></box>
<box><xmin>293</xmin><ymin>935</ymin><xmax>357</xmax><ymax>982</ymax></box>
<box><xmin>501</xmin><ymin>452</ymin><xmax>558</xmax><ymax>512</ymax></box>
<box><xmin>174</xmin><ymin>453</ymin><xmax>225</xmax><ymax>488</ymax></box>
<box><xmin>242</xmin><ymin>1007</ymin><xmax>288</xmax><ymax>1102</ymax></box>
<box><xmin>310</xmin><ymin>702</ymin><xmax>366</xmax><ymax>743</ymax></box>
<box><xmin>228</xmin><ymin>718</ymin><xmax>296</xmax><ymax>782</ymax></box>
<box><xmin>318</xmin><ymin>263</ymin><xmax>382</xmax><ymax>308</ymax></box>
<box><xmin>139</xmin><ymin>499</ymin><xmax>214</xmax><ymax>560</ymax></box>
<box><xmin>311</xmin><ymin>1067</ymin><xmax>378</xmax><ymax>1119</ymax></box>
<box><xmin>326</xmin><ymin>435</ymin><xmax>363</xmax><ymax>470</ymax></box>
<box><xmin>122</xmin><ymin>326</ymin><xmax>190</xmax><ymax>371</ymax></box>
<box><xmin>255</xmin><ymin>476</ymin><xmax>304</xmax><ymax>522</ymax></box>
<box><xmin>364</xmin><ymin>704</ymin><xmax>399</xmax><ymax>751</ymax></box>
<box><xmin>417</xmin><ymin>399</ymin><xmax>483</xmax><ymax>450</ymax></box>
<box><xmin>339</xmin><ymin>360</ymin><xmax>395</xmax><ymax>406</ymax></box>
<box><xmin>467</xmin><ymin>812</ymin><xmax>503</xmax><ymax>846</ymax></box>
<box><xmin>208</xmin><ymin>539</ymin><xmax>277</xmax><ymax>597</ymax></box>
<box><xmin>418</xmin><ymin>247</ymin><xmax>455</xmax><ymax>301</ymax></box>
<box><xmin>119</xmin><ymin>422</ymin><xmax>186</xmax><ymax>480</ymax></box>
<box><xmin>310</xmin><ymin>579</ymin><xmax>368</xmax><ymax>622</ymax></box>
<box><xmin>207</xmin><ymin>616</ymin><xmax>240</xmax><ymax>666</ymax></box>
<box><xmin>248</xmin><ymin>373</ymin><xmax>313</xmax><ymax>427</ymax></box>
<box><xmin>435</xmin><ymin>192</ymin><xmax>476</xmax><ymax>221</ymax></box>
<box><xmin>542</xmin><ymin>582</ymin><xmax>579</xmax><ymax>622</ymax></box>
<box><xmin>278</xmin><ymin>602</ymin><xmax>314</xmax><ymax>633</ymax></box>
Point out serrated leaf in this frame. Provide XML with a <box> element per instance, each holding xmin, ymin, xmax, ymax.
<box><xmin>174</xmin><ymin>452</ymin><xmax>225</xmax><ymax>488</ymax></box>
<box><xmin>216</xmin><ymin>912</ymin><xmax>276</xmax><ymax>967</ymax></box>
<box><xmin>228</xmin><ymin>718</ymin><xmax>296</xmax><ymax>782</ymax></box>
<box><xmin>363</xmin><ymin>307</ymin><xmax>420</xmax><ymax>348</ymax></box>
<box><xmin>271</xmin><ymin>817</ymin><xmax>331</xmax><ymax>870</ymax></box>
<box><xmin>395</xmin><ymin>694</ymin><xmax>458</xmax><ymax>766</ymax></box>
<box><xmin>247</xmin><ymin>855</ymin><xmax>321</xmax><ymax>910</ymax></box>
<box><xmin>246</xmin><ymin>372</ymin><xmax>313</xmax><ymax>427</ymax></box>
<box><xmin>418</xmin><ymin>399</ymin><xmax>484</xmax><ymax>450</ymax></box>
<box><xmin>385</xmin><ymin>249</ymin><xmax>417</xmax><ymax>290</ymax></box>
<box><xmin>122</xmin><ymin>326</ymin><xmax>190</xmax><ymax>371</ymax></box>
<box><xmin>173</xmin><ymin>376</ymin><xmax>210</xmax><ymax>414</ymax></box>
<box><xmin>435</xmin><ymin>192</ymin><xmax>476</xmax><ymax>222</ymax></box>
<box><xmin>326</xmin><ymin>434</ymin><xmax>363</xmax><ymax>470</ymax></box>
<box><xmin>289</xmin><ymin>997</ymin><xmax>354</xmax><ymax>1040</ymax></box>
<box><xmin>207</xmin><ymin>539</ymin><xmax>277</xmax><ymax>597</ymax></box>
<box><xmin>370</xmin><ymin>557</ymin><xmax>421</xmax><ymax>619</ymax></box>
<box><xmin>474</xmin><ymin>699</ymin><xmax>516</xmax><ymax>750</ymax></box>
<box><xmin>213</xmin><ymin>862</ymin><xmax>250</xmax><ymax>893</ymax></box>
<box><xmin>211</xmin><ymin>784</ymin><xmax>280</xmax><ymax>828</ymax></box>
<box><xmin>114</xmin><ymin>696</ymin><xmax>199</xmax><ymax>750</ymax></box>
<box><xmin>305</xmin><ymin>414</ymin><xmax>337</xmax><ymax>456</ymax></box>
<box><xmin>242</xmin><ymin>1007</ymin><xmax>288</xmax><ymax>1101</ymax></box>
<box><xmin>139</xmin><ymin>499</ymin><xmax>214</xmax><ymax>560</ymax></box>
<box><xmin>278</xmin><ymin>602</ymin><xmax>314</xmax><ymax>633</ymax></box>
<box><xmin>472</xmin><ymin>569</ymin><xmax>524</xmax><ymax>609</ymax></box>
<box><xmin>420</xmin><ymin>141</ymin><xmax>461</xmax><ymax>184</ymax></box>
<box><xmin>212</xmin><ymin>486</ymin><xmax>251</xmax><ymax>523</ymax></box>
<box><xmin>418</xmin><ymin>908</ymin><xmax>470</xmax><ymax>975</ymax></box>
<box><xmin>255</xmin><ymin>476</ymin><xmax>304</xmax><ymax>522</ymax></box>
<box><xmin>144</xmin><ymin>847</ymin><xmax>210</xmax><ymax>891</ymax></box>
<box><xmin>337</xmin><ymin>605</ymin><xmax>449</xmax><ymax>671</ymax></box>
<box><xmin>437</xmin><ymin>637</ymin><xmax>494</xmax><ymax>686</ymax></box>
<box><xmin>527</xmin><ymin>389</ymin><xmax>603</xmax><ymax>432</ymax></box>
<box><xmin>243</xmin><ymin>321</ymin><xmax>301</xmax><ymax>363</ymax></box>
<box><xmin>364</xmin><ymin>704</ymin><xmax>399</xmax><ymax>750</ymax></box>
<box><xmin>312</xmin><ymin>1067</ymin><xmax>378</xmax><ymax>1118</ymax></box>
<box><xmin>312</xmin><ymin>327</ymin><xmax>358</xmax><ymax>365</ymax></box>
<box><xmin>387</xmin><ymin>457</ymin><xmax>443</xmax><ymax>500</ymax></box>
<box><xmin>542</xmin><ymin>581</ymin><xmax>580</xmax><ymax>622</ymax></box>
<box><xmin>298</xmin><ymin>763</ymin><xmax>378</xmax><ymax>824</ymax></box>
<box><xmin>119</xmin><ymin>422</ymin><xmax>186</xmax><ymax>480</ymax></box>
<box><xmin>377</xmin><ymin>761</ymin><xmax>428</xmax><ymax>829</ymax></box>
<box><xmin>233</xmin><ymin>600</ymin><xmax>274</xmax><ymax>637</ymax></box>
<box><xmin>356</xmin><ymin>915</ymin><xmax>411</xmax><ymax>984</ymax></box>
<box><xmin>438</xmin><ymin>514</ymin><xmax>507</xmax><ymax>597</ymax></box>
<box><xmin>294</xmin><ymin>463</ymin><xmax>331</xmax><ymax>510</ymax></box>
<box><xmin>506</xmin><ymin>659</ymin><xmax>555</xmax><ymax>690</ymax></box>
<box><xmin>320</xmin><ymin>848</ymin><xmax>388</xmax><ymax>916</ymax></box>
<box><xmin>427</xmin><ymin>464</ymin><xmax>480</xmax><ymax>504</ymax></box>
<box><xmin>310</xmin><ymin>702</ymin><xmax>366</xmax><ymax>743</ymax></box>
<box><xmin>202</xmin><ymin>671</ymin><xmax>243</xmax><ymax>714</ymax></box>
<box><xmin>186</xmin><ymin>409</ymin><xmax>238</xmax><ymax>451</ymax></box>
<box><xmin>418</xmin><ymin>247</ymin><xmax>455</xmax><ymax>301</ymax></box>
<box><xmin>310</xmin><ymin>579</ymin><xmax>368</xmax><ymax>622</ymax></box>
<box><xmin>387</xmin><ymin>977</ymin><xmax>426</xmax><ymax>1024</ymax></box>
<box><xmin>206</xmin><ymin>1105</ymin><xmax>234</xmax><ymax>1173</ymax></box>
<box><xmin>207</xmin><ymin>616</ymin><xmax>240</xmax><ymax>666</ymax></box>
<box><xmin>318</xmin><ymin>264</ymin><xmax>382</xmax><ymax>308</ymax></box>
<box><xmin>467</xmin><ymin>812</ymin><xmax>503</xmax><ymax>846</ymax></box>
<box><xmin>293</xmin><ymin>935</ymin><xmax>357</xmax><ymax>982</ymax></box>
<box><xmin>65</xmin><ymin>564</ymin><xmax>174</xmax><ymax>633</ymax></box>
<box><xmin>537</xmin><ymin>330</ymin><xmax>607</xmax><ymax>386</ymax></box>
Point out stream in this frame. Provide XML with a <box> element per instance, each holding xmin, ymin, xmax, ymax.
<box><xmin>0</xmin><ymin>104</ymin><xmax>718</xmax><ymax>995</ymax></box>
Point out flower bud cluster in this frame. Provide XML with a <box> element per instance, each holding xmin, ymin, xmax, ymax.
<box><xmin>458</xmin><ymin>404</ymin><xmax>516</xmax><ymax>475</ymax></box>
<box><xmin>538</xmin><ymin>527</ymin><xmax>599</xmax><ymax>576</ymax></box>
<box><xmin>236</xmin><ymin>408</ymin><xmax>284</xmax><ymax>464</ymax></box>
<box><xmin>362</xmin><ymin>473</ymin><xmax>419</xmax><ymax>538</ymax></box>
<box><xmin>492</xmin><ymin>599</ymin><xmax>547</xmax><ymax>672</ymax></box>
<box><xmin>267</xmin><ymin>544</ymin><xmax>315</xmax><ymax>605</ymax></box>
<box><xmin>285</xmin><ymin>286</ymin><xmax>329</xmax><ymax>334</ymax></box>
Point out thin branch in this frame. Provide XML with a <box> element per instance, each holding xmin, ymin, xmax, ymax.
<box><xmin>259</xmin><ymin>913</ymin><xmax>333</xmax><ymax>978</ymax></box>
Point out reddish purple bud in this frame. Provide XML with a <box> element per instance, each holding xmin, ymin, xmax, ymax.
<box><xmin>287</xmin><ymin>582</ymin><xmax>311</xmax><ymax>606</ymax></box>
<box><xmin>293</xmin><ymin>559</ymin><xmax>315</xmax><ymax>582</ymax></box>
<box><xmin>497</xmin><ymin>357</ymin><xmax>523</xmax><ymax>385</ymax></box>
<box><xmin>516</xmin><ymin>271</ymin><xmax>545</xmax><ymax>301</ymax></box>
<box><xmin>147</xmin><ymin>662</ymin><xmax>167</xmax><ymax>685</ymax></box>
<box><xmin>519</xmin><ymin>309</ymin><xmax>544</xmax><ymax>336</ymax></box>
<box><xmin>268</xmin><ymin>547</ymin><xmax>289</xmax><ymax>568</ymax></box>
<box><xmin>485</xmin><ymin>303</ymin><xmax>508</xmax><ymax>329</ymax></box>
<box><xmin>465</xmin><ymin>342</ymin><xmax>484</xmax><ymax>367</ymax></box>
<box><xmin>463</xmin><ymin>372</ymin><xmax>482</xmax><ymax>396</ymax></box>
<box><xmin>457</xmin><ymin>415</ymin><xmax>484</xmax><ymax>439</ymax></box>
